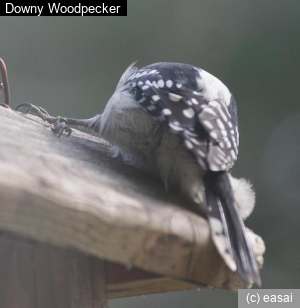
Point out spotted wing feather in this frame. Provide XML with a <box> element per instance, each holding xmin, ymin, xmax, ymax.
<box><xmin>128</xmin><ymin>72</ymin><xmax>238</xmax><ymax>172</ymax></box>
<box><xmin>124</xmin><ymin>63</ymin><xmax>260</xmax><ymax>285</ymax></box>
<box><xmin>198</xmin><ymin>101</ymin><xmax>239</xmax><ymax>171</ymax></box>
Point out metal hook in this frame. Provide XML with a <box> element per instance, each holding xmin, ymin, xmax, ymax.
<box><xmin>0</xmin><ymin>58</ymin><xmax>10</xmax><ymax>108</ymax></box>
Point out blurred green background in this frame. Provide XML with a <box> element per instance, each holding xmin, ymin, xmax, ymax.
<box><xmin>0</xmin><ymin>0</ymin><xmax>299</xmax><ymax>307</ymax></box>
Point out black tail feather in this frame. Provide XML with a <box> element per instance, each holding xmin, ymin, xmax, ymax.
<box><xmin>205</xmin><ymin>171</ymin><xmax>261</xmax><ymax>286</ymax></box>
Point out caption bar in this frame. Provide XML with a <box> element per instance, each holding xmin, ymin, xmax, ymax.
<box><xmin>3</xmin><ymin>2</ymin><xmax>127</xmax><ymax>16</ymax></box>
<box><xmin>238</xmin><ymin>289</ymin><xmax>300</xmax><ymax>307</ymax></box>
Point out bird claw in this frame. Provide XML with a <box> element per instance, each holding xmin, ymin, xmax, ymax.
<box><xmin>52</xmin><ymin>119</ymin><xmax>72</xmax><ymax>138</ymax></box>
<box><xmin>16</xmin><ymin>102</ymin><xmax>48</xmax><ymax>117</ymax></box>
<box><xmin>15</xmin><ymin>102</ymin><xmax>72</xmax><ymax>138</ymax></box>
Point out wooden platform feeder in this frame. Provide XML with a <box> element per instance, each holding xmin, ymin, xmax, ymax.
<box><xmin>0</xmin><ymin>107</ymin><xmax>265</xmax><ymax>307</ymax></box>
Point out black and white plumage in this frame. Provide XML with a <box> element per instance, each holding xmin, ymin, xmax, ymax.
<box><xmin>91</xmin><ymin>62</ymin><xmax>260</xmax><ymax>286</ymax></box>
<box><xmin>18</xmin><ymin>62</ymin><xmax>260</xmax><ymax>285</ymax></box>
<box><xmin>126</xmin><ymin>63</ymin><xmax>239</xmax><ymax>172</ymax></box>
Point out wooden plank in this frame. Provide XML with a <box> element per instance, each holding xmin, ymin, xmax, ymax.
<box><xmin>0</xmin><ymin>232</ymin><xmax>197</xmax><ymax>302</ymax></box>
<box><xmin>106</xmin><ymin>262</ymin><xmax>199</xmax><ymax>299</ymax></box>
<box><xmin>107</xmin><ymin>277</ymin><xmax>199</xmax><ymax>299</ymax></box>
<box><xmin>34</xmin><ymin>244</ymin><xmax>67</xmax><ymax>308</ymax></box>
<box><xmin>106</xmin><ymin>261</ymin><xmax>160</xmax><ymax>284</ymax></box>
<box><xmin>0</xmin><ymin>107</ymin><xmax>265</xmax><ymax>291</ymax></box>
<box><xmin>0</xmin><ymin>233</ymin><xmax>107</xmax><ymax>308</ymax></box>
<box><xmin>0</xmin><ymin>235</ymin><xmax>36</xmax><ymax>308</ymax></box>
<box><xmin>90</xmin><ymin>257</ymin><xmax>107</xmax><ymax>308</ymax></box>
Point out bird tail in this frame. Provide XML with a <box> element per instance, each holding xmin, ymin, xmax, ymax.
<box><xmin>204</xmin><ymin>171</ymin><xmax>261</xmax><ymax>286</ymax></box>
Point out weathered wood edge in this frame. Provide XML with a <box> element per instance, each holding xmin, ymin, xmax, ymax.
<box><xmin>0</xmin><ymin>107</ymin><xmax>265</xmax><ymax>292</ymax></box>
<box><xmin>0</xmin><ymin>231</ymin><xmax>198</xmax><ymax>301</ymax></box>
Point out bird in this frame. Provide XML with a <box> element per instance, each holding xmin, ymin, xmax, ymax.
<box><xmin>16</xmin><ymin>62</ymin><xmax>261</xmax><ymax>286</ymax></box>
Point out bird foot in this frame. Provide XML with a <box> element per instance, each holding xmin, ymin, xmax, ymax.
<box><xmin>15</xmin><ymin>102</ymin><xmax>72</xmax><ymax>138</ymax></box>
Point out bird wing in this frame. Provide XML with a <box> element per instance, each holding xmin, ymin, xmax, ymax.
<box><xmin>131</xmin><ymin>81</ymin><xmax>238</xmax><ymax>172</ymax></box>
